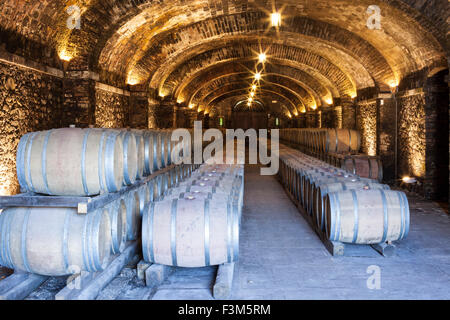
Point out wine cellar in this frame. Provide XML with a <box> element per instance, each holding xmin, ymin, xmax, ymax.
<box><xmin>0</xmin><ymin>0</ymin><xmax>448</xmax><ymax>301</ymax></box>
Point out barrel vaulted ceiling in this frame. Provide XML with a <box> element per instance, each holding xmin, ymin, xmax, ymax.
<box><xmin>0</xmin><ymin>0</ymin><xmax>447</xmax><ymax>114</ymax></box>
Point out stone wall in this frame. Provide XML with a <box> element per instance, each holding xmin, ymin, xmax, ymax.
<box><xmin>341</xmin><ymin>104</ymin><xmax>356</xmax><ymax>129</ymax></box>
<box><xmin>95</xmin><ymin>88</ymin><xmax>129</xmax><ymax>128</ymax></box>
<box><xmin>356</xmin><ymin>100</ymin><xmax>377</xmax><ymax>156</ymax></box>
<box><xmin>377</xmin><ymin>97</ymin><xmax>396</xmax><ymax>183</ymax></box>
<box><xmin>397</xmin><ymin>93</ymin><xmax>426</xmax><ymax>181</ymax></box>
<box><xmin>0</xmin><ymin>60</ymin><xmax>62</xmax><ymax>195</ymax></box>
<box><xmin>129</xmin><ymin>92</ymin><xmax>148</xmax><ymax>129</ymax></box>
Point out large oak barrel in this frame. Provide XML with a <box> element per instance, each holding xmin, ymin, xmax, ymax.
<box><xmin>131</xmin><ymin>130</ymin><xmax>145</xmax><ymax>179</ymax></box>
<box><xmin>16</xmin><ymin>128</ymin><xmax>124</xmax><ymax>196</ymax></box>
<box><xmin>313</xmin><ymin>181</ymin><xmax>390</xmax><ymax>231</ymax></box>
<box><xmin>123</xmin><ymin>190</ymin><xmax>141</xmax><ymax>241</ymax></box>
<box><xmin>142</xmin><ymin>198</ymin><xmax>239</xmax><ymax>267</ymax></box>
<box><xmin>143</xmin><ymin>131</ymin><xmax>156</xmax><ymax>175</ymax></box>
<box><xmin>117</xmin><ymin>131</ymin><xmax>138</xmax><ymax>186</ymax></box>
<box><xmin>341</xmin><ymin>155</ymin><xmax>383</xmax><ymax>181</ymax></box>
<box><xmin>107</xmin><ymin>199</ymin><xmax>127</xmax><ymax>254</ymax></box>
<box><xmin>0</xmin><ymin>207</ymin><xmax>111</xmax><ymax>276</ymax></box>
<box><xmin>323</xmin><ymin>129</ymin><xmax>361</xmax><ymax>153</ymax></box>
<box><xmin>137</xmin><ymin>184</ymin><xmax>151</xmax><ymax>217</ymax></box>
<box><xmin>325</xmin><ymin>190</ymin><xmax>410</xmax><ymax>244</ymax></box>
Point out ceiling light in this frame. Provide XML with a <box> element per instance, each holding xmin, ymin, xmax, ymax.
<box><xmin>325</xmin><ymin>98</ymin><xmax>333</xmax><ymax>105</ymax></box>
<box><xmin>258</xmin><ymin>53</ymin><xmax>267</xmax><ymax>63</ymax></box>
<box><xmin>248</xmin><ymin>97</ymin><xmax>253</xmax><ymax>102</ymax></box>
<box><xmin>271</xmin><ymin>12</ymin><xmax>281</xmax><ymax>27</ymax></box>
<box><xmin>252</xmin><ymin>84</ymin><xmax>257</xmax><ymax>90</ymax></box>
<box><xmin>254</xmin><ymin>73</ymin><xmax>261</xmax><ymax>81</ymax></box>
<box><xmin>250</xmin><ymin>92</ymin><xmax>255</xmax><ymax>97</ymax></box>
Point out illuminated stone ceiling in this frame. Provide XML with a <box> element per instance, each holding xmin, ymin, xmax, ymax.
<box><xmin>0</xmin><ymin>0</ymin><xmax>447</xmax><ymax>113</ymax></box>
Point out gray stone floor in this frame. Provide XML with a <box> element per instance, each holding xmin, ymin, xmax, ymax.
<box><xmin>20</xmin><ymin>164</ymin><xmax>450</xmax><ymax>299</ymax></box>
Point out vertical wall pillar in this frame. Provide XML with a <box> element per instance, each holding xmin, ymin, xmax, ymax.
<box><xmin>376</xmin><ymin>94</ymin><xmax>396</xmax><ymax>183</ymax></box>
<box><xmin>129</xmin><ymin>86</ymin><xmax>149</xmax><ymax>129</ymax></box>
<box><xmin>148</xmin><ymin>97</ymin><xmax>159</xmax><ymax>129</ymax></box>
<box><xmin>341</xmin><ymin>99</ymin><xmax>356</xmax><ymax>130</ymax></box>
<box><xmin>63</xmin><ymin>71</ymin><xmax>98</xmax><ymax>127</ymax></box>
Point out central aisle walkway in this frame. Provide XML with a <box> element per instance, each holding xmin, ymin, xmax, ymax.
<box><xmin>229</xmin><ymin>165</ymin><xmax>450</xmax><ymax>300</ymax></box>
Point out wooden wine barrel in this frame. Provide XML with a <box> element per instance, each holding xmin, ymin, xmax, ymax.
<box><xmin>323</xmin><ymin>129</ymin><xmax>361</xmax><ymax>153</ymax></box>
<box><xmin>341</xmin><ymin>155</ymin><xmax>383</xmax><ymax>182</ymax></box>
<box><xmin>131</xmin><ymin>130</ymin><xmax>145</xmax><ymax>179</ymax></box>
<box><xmin>313</xmin><ymin>181</ymin><xmax>390</xmax><ymax>231</ymax></box>
<box><xmin>137</xmin><ymin>184</ymin><xmax>151</xmax><ymax>217</ymax></box>
<box><xmin>142</xmin><ymin>198</ymin><xmax>239</xmax><ymax>267</ymax></box>
<box><xmin>107</xmin><ymin>199</ymin><xmax>127</xmax><ymax>254</ymax></box>
<box><xmin>143</xmin><ymin>131</ymin><xmax>155</xmax><ymax>175</ymax></box>
<box><xmin>325</xmin><ymin>190</ymin><xmax>410</xmax><ymax>244</ymax></box>
<box><xmin>16</xmin><ymin>128</ymin><xmax>124</xmax><ymax>196</ymax></box>
<box><xmin>0</xmin><ymin>207</ymin><xmax>111</xmax><ymax>276</ymax></box>
<box><xmin>123</xmin><ymin>190</ymin><xmax>141</xmax><ymax>241</ymax></box>
<box><xmin>117</xmin><ymin>131</ymin><xmax>138</xmax><ymax>186</ymax></box>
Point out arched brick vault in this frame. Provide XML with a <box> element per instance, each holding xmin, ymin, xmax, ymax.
<box><xmin>189</xmin><ymin>73</ymin><xmax>319</xmax><ymax>109</ymax></box>
<box><xmin>206</xmin><ymin>90</ymin><xmax>297</xmax><ymax>116</ymax></box>
<box><xmin>157</xmin><ymin>41</ymin><xmax>372</xmax><ymax>97</ymax></box>
<box><xmin>175</xmin><ymin>60</ymin><xmax>342</xmax><ymax>107</ymax></box>
<box><xmin>197</xmin><ymin>81</ymin><xmax>305</xmax><ymax>115</ymax></box>
<box><xmin>161</xmin><ymin>41</ymin><xmax>362</xmax><ymax>100</ymax></box>
<box><xmin>0</xmin><ymin>0</ymin><xmax>447</xmax><ymax>108</ymax></box>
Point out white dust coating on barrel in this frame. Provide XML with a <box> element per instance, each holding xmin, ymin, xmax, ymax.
<box><xmin>137</xmin><ymin>184</ymin><xmax>151</xmax><ymax>217</ymax></box>
<box><xmin>142</xmin><ymin>199</ymin><xmax>239</xmax><ymax>268</ymax></box>
<box><xmin>325</xmin><ymin>190</ymin><xmax>410</xmax><ymax>244</ymax></box>
<box><xmin>143</xmin><ymin>131</ymin><xmax>155</xmax><ymax>175</ymax></box>
<box><xmin>117</xmin><ymin>131</ymin><xmax>138</xmax><ymax>186</ymax></box>
<box><xmin>107</xmin><ymin>199</ymin><xmax>127</xmax><ymax>254</ymax></box>
<box><xmin>124</xmin><ymin>190</ymin><xmax>141</xmax><ymax>241</ymax></box>
<box><xmin>133</xmin><ymin>132</ymin><xmax>145</xmax><ymax>180</ymax></box>
<box><xmin>16</xmin><ymin>128</ymin><xmax>124</xmax><ymax>196</ymax></box>
<box><xmin>0</xmin><ymin>208</ymin><xmax>111</xmax><ymax>276</ymax></box>
<box><xmin>314</xmin><ymin>181</ymin><xmax>390</xmax><ymax>231</ymax></box>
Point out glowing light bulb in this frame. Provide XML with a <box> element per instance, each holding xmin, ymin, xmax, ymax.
<box><xmin>252</xmin><ymin>84</ymin><xmax>257</xmax><ymax>90</ymax></box>
<box><xmin>248</xmin><ymin>97</ymin><xmax>253</xmax><ymax>102</ymax></box>
<box><xmin>258</xmin><ymin>53</ymin><xmax>267</xmax><ymax>63</ymax></box>
<box><xmin>250</xmin><ymin>92</ymin><xmax>255</xmax><ymax>97</ymax></box>
<box><xmin>59</xmin><ymin>49</ymin><xmax>72</xmax><ymax>62</ymax></box>
<box><xmin>325</xmin><ymin>98</ymin><xmax>333</xmax><ymax>105</ymax></box>
<box><xmin>271</xmin><ymin>12</ymin><xmax>281</xmax><ymax>27</ymax></box>
<box><xmin>254</xmin><ymin>73</ymin><xmax>261</xmax><ymax>81</ymax></box>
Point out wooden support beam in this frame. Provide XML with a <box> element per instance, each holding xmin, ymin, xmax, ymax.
<box><xmin>144</xmin><ymin>264</ymin><xmax>174</xmax><ymax>288</ymax></box>
<box><xmin>55</xmin><ymin>242</ymin><xmax>138</xmax><ymax>300</ymax></box>
<box><xmin>0</xmin><ymin>272</ymin><xmax>48</xmax><ymax>300</ymax></box>
<box><xmin>213</xmin><ymin>263</ymin><xmax>235</xmax><ymax>300</ymax></box>
<box><xmin>371</xmin><ymin>242</ymin><xmax>396</xmax><ymax>257</ymax></box>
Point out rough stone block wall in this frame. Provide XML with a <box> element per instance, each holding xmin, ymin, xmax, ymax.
<box><xmin>129</xmin><ymin>94</ymin><xmax>148</xmax><ymax>129</ymax></box>
<box><xmin>334</xmin><ymin>106</ymin><xmax>343</xmax><ymax>129</ymax></box>
<box><xmin>306</xmin><ymin>112</ymin><xmax>317</xmax><ymax>128</ymax></box>
<box><xmin>424</xmin><ymin>70</ymin><xmax>449</xmax><ymax>200</ymax></box>
<box><xmin>356</xmin><ymin>101</ymin><xmax>377</xmax><ymax>156</ymax></box>
<box><xmin>154</xmin><ymin>101</ymin><xmax>175</xmax><ymax>129</ymax></box>
<box><xmin>0</xmin><ymin>61</ymin><xmax>62</xmax><ymax>195</ymax></box>
<box><xmin>377</xmin><ymin>98</ymin><xmax>396</xmax><ymax>183</ymax></box>
<box><xmin>95</xmin><ymin>88</ymin><xmax>129</xmax><ymax>128</ymax></box>
<box><xmin>397</xmin><ymin>93</ymin><xmax>426</xmax><ymax>181</ymax></box>
<box><xmin>341</xmin><ymin>104</ymin><xmax>356</xmax><ymax>129</ymax></box>
<box><xmin>63</xmin><ymin>78</ymin><xmax>96</xmax><ymax>127</ymax></box>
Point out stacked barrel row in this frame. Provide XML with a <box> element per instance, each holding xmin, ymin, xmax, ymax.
<box><xmin>142</xmin><ymin>162</ymin><xmax>244</xmax><ymax>268</ymax></box>
<box><xmin>278</xmin><ymin>143</ymin><xmax>410</xmax><ymax>245</ymax></box>
<box><xmin>0</xmin><ymin>127</ymin><xmax>199</xmax><ymax>276</ymax></box>
<box><xmin>280</xmin><ymin>128</ymin><xmax>383</xmax><ymax>181</ymax></box>
<box><xmin>280</xmin><ymin>128</ymin><xmax>361</xmax><ymax>153</ymax></box>
<box><xmin>16</xmin><ymin>127</ymin><xmax>184</xmax><ymax>196</ymax></box>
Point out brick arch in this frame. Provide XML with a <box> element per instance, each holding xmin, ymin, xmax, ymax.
<box><xmin>156</xmin><ymin>40</ymin><xmax>373</xmax><ymax>102</ymax></box>
<box><xmin>200</xmin><ymin>82</ymin><xmax>304</xmax><ymax>115</ymax></box>
<box><xmin>206</xmin><ymin>89</ymin><xmax>298</xmax><ymax>116</ymax></box>
<box><xmin>174</xmin><ymin>56</ymin><xmax>350</xmax><ymax>104</ymax></box>
<box><xmin>0</xmin><ymin>0</ymin><xmax>446</xmax><ymax>86</ymax></box>
<box><xmin>188</xmin><ymin>73</ymin><xmax>316</xmax><ymax>109</ymax></box>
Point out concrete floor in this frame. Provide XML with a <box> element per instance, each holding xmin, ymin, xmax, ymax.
<box><xmin>23</xmin><ymin>164</ymin><xmax>450</xmax><ymax>300</ymax></box>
